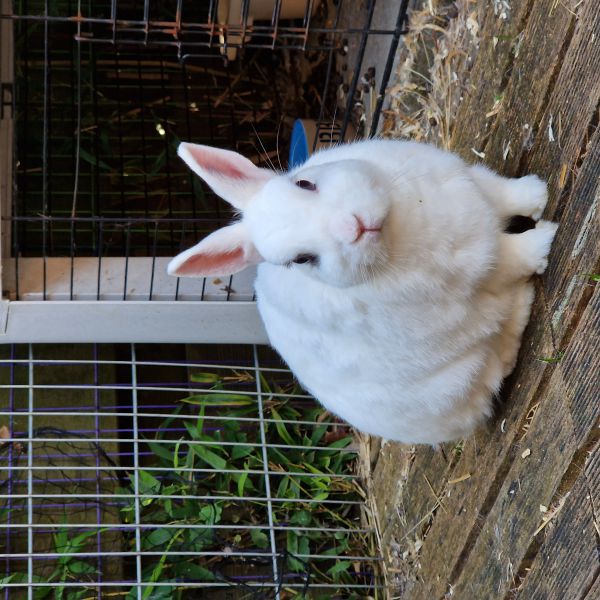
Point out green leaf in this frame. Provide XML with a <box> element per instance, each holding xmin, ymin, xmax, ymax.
<box><xmin>68</xmin><ymin>528</ymin><xmax>106</xmax><ymax>552</ymax></box>
<box><xmin>290</xmin><ymin>510</ymin><xmax>312</xmax><ymax>527</ymax></box>
<box><xmin>287</xmin><ymin>531</ymin><xmax>308</xmax><ymax>571</ymax></box>
<box><xmin>135</xmin><ymin>470</ymin><xmax>161</xmax><ymax>495</ymax></box>
<box><xmin>35</xmin><ymin>588</ymin><xmax>53</xmax><ymax>600</ymax></box>
<box><xmin>250</xmin><ymin>528</ymin><xmax>269</xmax><ymax>549</ymax></box>
<box><xmin>237</xmin><ymin>470</ymin><xmax>249</xmax><ymax>497</ymax></box>
<box><xmin>276</xmin><ymin>476</ymin><xmax>289</xmax><ymax>498</ymax></box>
<box><xmin>191</xmin><ymin>444</ymin><xmax>228</xmax><ymax>471</ymax></box>
<box><xmin>79</xmin><ymin>147</ymin><xmax>112</xmax><ymax>171</ymax></box>
<box><xmin>184</xmin><ymin>419</ymin><xmax>203</xmax><ymax>441</ymax></box>
<box><xmin>536</xmin><ymin>351</ymin><xmax>565</xmax><ymax>364</ymax></box>
<box><xmin>141</xmin><ymin>585</ymin><xmax>175</xmax><ymax>600</ymax></box>
<box><xmin>181</xmin><ymin>393</ymin><xmax>254</xmax><ymax>407</ymax></box>
<box><xmin>173</xmin><ymin>438</ymin><xmax>183</xmax><ymax>470</ymax></box>
<box><xmin>199</xmin><ymin>503</ymin><xmax>222</xmax><ymax>524</ymax></box>
<box><xmin>287</xmin><ymin>530</ymin><xmax>298</xmax><ymax>555</ymax></box>
<box><xmin>231</xmin><ymin>444</ymin><xmax>254</xmax><ymax>460</ymax></box>
<box><xmin>53</xmin><ymin>528</ymin><xmax>69</xmax><ymax>553</ymax></box>
<box><xmin>306</xmin><ymin>473</ymin><xmax>330</xmax><ymax>489</ymax></box>
<box><xmin>326</xmin><ymin>437</ymin><xmax>353</xmax><ymax>449</ymax></box>
<box><xmin>176</xmin><ymin>562</ymin><xmax>216</xmax><ymax>581</ymax></box>
<box><xmin>164</xmin><ymin>497</ymin><xmax>173</xmax><ymax>517</ymax></box>
<box><xmin>259</xmin><ymin>373</ymin><xmax>272</xmax><ymax>394</ymax></box>
<box><xmin>310</xmin><ymin>423</ymin><xmax>328</xmax><ymax>445</ymax></box>
<box><xmin>66</xmin><ymin>590</ymin><xmax>88</xmax><ymax>600</ymax></box>
<box><xmin>141</xmin><ymin>528</ymin><xmax>184</xmax><ymax>598</ymax></box>
<box><xmin>0</xmin><ymin>574</ymin><xmax>19</xmax><ymax>585</ymax></box>
<box><xmin>298</xmin><ymin>535</ymin><xmax>310</xmax><ymax>558</ymax></box>
<box><xmin>327</xmin><ymin>560</ymin><xmax>352</xmax><ymax>577</ymax></box>
<box><xmin>160</xmin><ymin>483</ymin><xmax>180</xmax><ymax>497</ymax></box>
<box><xmin>153</xmin><ymin>404</ymin><xmax>184</xmax><ymax>439</ymax></box>
<box><xmin>67</xmin><ymin>560</ymin><xmax>96</xmax><ymax>575</ymax></box>
<box><xmin>270</xmin><ymin>408</ymin><xmax>296</xmax><ymax>446</ymax></box>
<box><xmin>146</xmin><ymin>441</ymin><xmax>175</xmax><ymax>464</ymax></box>
<box><xmin>185</xmin><ymin>527</ymin><xmax>213</xmax><ymax>550</ymax></box>
<box><xmin>145</xmin><ymin>528</ymin><xmax>174</xmax><ymax>549</ymax></box>
<box><xmin>0</xmin><ymin>574</ymin><xmax>52</xmax><ymax>598</ymax></box>
<box><xmin>190</xmin><ymin>372</ymin><xmax>220</xmax><ymax>383</ymax></box>
<box><xmin>134</xmin><ymin>470</ymin><xmax>161</xmax><ymax>507</ymax></box>
<box><xmin>312</xmin><ymin>491</ymin><xmax>329</xmax><ymax>502</ymax></box>
<box><xmin>269</xmin><ymin>446</ymin><xmax>291</xmax><ymax>465</ymax></box>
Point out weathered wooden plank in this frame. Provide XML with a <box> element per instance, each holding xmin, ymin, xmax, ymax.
<box><xmin>543</xmin><ymin>123</ymin><xmax>600</xmax><ymax>344</ymax></box>
<box><xmin>395</xmin><ymin>289</ymin><xmax>556</xmax><ymax>600</ymax></box>
<box><xmin>513</xmin><ymin>442</ymin><xmax>599</xmax><ymax>599</ymax></box>
<box><xmin>372</xmin><ymin>442</ymin><xmax>415</xmax><ymax>570</ymax></box>
<box><xmin>386</xmin><ymin>445</ymin><xmax>452</xmax><ymax>542</ymax></box>
<box><xmin>480</xmin><ymin>0</ymin><xmax>580</xmax><ymax>173</ymax></box>
<box><xmin>380</xmin><ymin>2</ymin><xmax>599</xmax><ymax>594</ymax></box>
<box><xmin>450</xmin><ymin>0</ymin><xmax>536</xmax><ymax>155</ymax></box>
<box><xmin>559</xmin><ymin>290</ymin><xmax>600</xmax><ymax>446</ymax></box>
<box><xmin>405</xmin><ymin>271</ymin><xmax>599</xmax><ymax>598</ymax></box>
<box><xmin>401</xmin><ymin>5</ymin><xmax>600</xmax><ymax>593</ymax></box>
<box><xmin>450</xmin><ymin>286</ymin><xmax>599</xmax><ymax>598</ymax></box>
<box><xmin>373</xmin><ymin>442</ymin><xmax>414</xmax><ymax>528</ymax></box>
<box><xmin>587</xmin><ymin>437</ymin><xmax>600</xmax><ymax>536</ymax></box>
<box><xmin>522</xmin><ymin>0</ymin><xmax>600</xmax><ymax>215</ymax></box>
<box><xmin>584</xmin><ymin>574</ymin><xmax>600</xmax><ymax>600</ymax></box>
<box><xmin>373</xmin><ymin>441</ymin><xmax>454</xmax><ymax>595</ymax></box>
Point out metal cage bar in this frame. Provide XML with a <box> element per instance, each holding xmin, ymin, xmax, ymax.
<box><xmin>0</xmin><ymin>0</ymin><xmax>409</xmax><ymax>344</ymax></box>
<box><xmin>0</xmin><ymin>343</ymin><xmax>382</xmax><ymax>595</ymax></box>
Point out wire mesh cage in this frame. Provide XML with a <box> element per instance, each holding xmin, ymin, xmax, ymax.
<box><xmin>0</xmin><ymin>343</ymin><xmax>381</xmax><ymax>597</ymax></box>
<box><xmin>0</xmin><ymin>0</ymin><xmax>410</xmax><ymax>596</ymax></box>
<box><xmin>0</xmin><ymin>0</ymin><xmax>409</xmax><ymax>342</ymax></box>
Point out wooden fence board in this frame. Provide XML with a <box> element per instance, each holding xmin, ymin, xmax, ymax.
<box><xmin>523</xmin><ymin>0</ymin><xmax>600</xmax><ymax>215</ymax></box>
<box><xmin>451</xmin><ymin>287</ymin><xmax>599</xmax><ymax>598</ymax></box>
<box><xmin>542</xmin><ymin>125</ymin><xmax>600</xmax><ymax>345</ymax></box>
<box><xmin>480</xmin><ymin>0</ymin><xmax>578</xmax><ymax>173</ymax></box>
<box><xmin>513</xmin><ymin>442</ymin><xmax>599</xmax><ymax>600</ymax></box>
<box><xmin>449</xmin><ymin>0</ymin><xmax>535</xmax><ymax>154</ymax></box>
<box><xmin>374</xmin><ymin>442</ymin><xmax>453</xmax><ymax>595</ymax></box>
<box><xmin>399</xmin><ymin>303</ymin><xmax>553</xmax><ymax>599</ymax></box>
<box><xmin>375</xmin><ymin>2</ymin><xmax>600</xmax><ymax>596</ymax></box>
<box><xmin>584</xmin><ymin>577</ymin><xmax>600</xmax><ymax>600</ymax></box>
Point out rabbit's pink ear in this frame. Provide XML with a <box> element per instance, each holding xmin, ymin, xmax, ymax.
<box><xmin>178</xmin><ymin>142</ymin><xmax>274</xmax><ymax>209</ymax></box>
<box><xmin>167</xmin><ymin>223</ymin><xmax>262</xmax><ymax>277</ymax></box>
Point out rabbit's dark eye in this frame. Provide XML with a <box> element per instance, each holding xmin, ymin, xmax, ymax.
<box><xmin>291</xmin><ymin>253</ymin><xmax>319</xmax><ymax>266</ymax></box>
<box><xmin>295</xmin><ymin>179</ymin><xmax>317</xmax><ymax>191</ymax></box>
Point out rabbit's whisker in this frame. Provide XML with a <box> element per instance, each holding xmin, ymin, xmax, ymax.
<box><xmin>251</xmin><ymin>122</ymin><xmax>278</xmax><ymax>173</ymax></box>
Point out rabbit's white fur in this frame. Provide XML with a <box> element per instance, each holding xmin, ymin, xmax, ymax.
<box><xmin>168</xmin><ymin>140</ymin><xmax>557</xmax><ymax>444</ymax></box>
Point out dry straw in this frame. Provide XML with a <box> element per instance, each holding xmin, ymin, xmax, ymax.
<box><xmin>382</xmin><ymin>0</ymin><xmax>482</xmax><ymax>148</ymax></box>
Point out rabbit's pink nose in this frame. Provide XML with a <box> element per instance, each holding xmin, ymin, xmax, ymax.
<box><xmin>330</xmin><ymin>215</ymin><xmax>361</xmax><ymax>244</ymax></box>
<box><xmin>353</xmin><ymin>215</ymin><xmax>382</xmax><ymax>243</ymax></box>
<box><xmin>330</xmin><ymin>215</ymin><xmax>382</xmax><ymax>244</ymax></box>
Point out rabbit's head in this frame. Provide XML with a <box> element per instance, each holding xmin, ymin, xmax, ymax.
<box><xmin>167</xmin><ymin>143</ymin><xmax>393</xmax><ymax>287</ymax></box>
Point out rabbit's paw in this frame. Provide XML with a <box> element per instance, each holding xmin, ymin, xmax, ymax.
<box><xmin>514</xmin><ymin>174</ymin><xmax>548</xmax><ymax>220</ymax></box>
<box><xmin>525</xmin><ymin>220</ymin><xmax>558</xmax><ymax>274</ymax></box>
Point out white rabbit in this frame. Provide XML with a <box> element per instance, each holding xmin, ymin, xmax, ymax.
<box><xmin>167</xmin><ymin>140</ymin><xmax>557</xmax><ymax>444</ymax></box>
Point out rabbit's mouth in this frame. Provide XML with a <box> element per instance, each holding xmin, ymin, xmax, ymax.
<box><xmin>353</xmin><ymin>215</ymin><xmax>383</xmax><ymax>243</ymax></box>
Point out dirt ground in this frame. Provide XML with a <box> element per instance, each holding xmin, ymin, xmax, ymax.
<box><xmin>365</xmin><ymin>1</ymin><xmax>600</xmax><ymax>598</ymax></box>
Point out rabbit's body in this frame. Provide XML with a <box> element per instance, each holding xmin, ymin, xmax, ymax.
<box><xmin>169</xmin><ymin>140</ymin><xmax>557</xmax><ymax>444</ymax></box>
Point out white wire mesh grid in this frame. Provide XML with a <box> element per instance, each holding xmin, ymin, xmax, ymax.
<box><xmin>0</xmin><ymin>343</ymin><xmax>381</xmax><ymax>598</ymax></box>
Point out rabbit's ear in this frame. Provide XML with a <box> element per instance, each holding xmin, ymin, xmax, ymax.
<box><xmin>167</xmin><ymin>223</ymin><xmax>262</xmax><ymax>277</ymax></box>
<box><xmin>178</xmin><ymin>142</ymin><xmax>274</xmax><ymax>209</ymax></box>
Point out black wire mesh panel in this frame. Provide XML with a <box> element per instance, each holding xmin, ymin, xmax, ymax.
<box><xmin>2</xmin><ymin>0</ymin><xmax>409</xmax><ymax>277</ymax></box>
<box><xmin>0</xmin><ymin>343</ymin><xmax>381</xmax><ymax>598</ymax></box>
<box><xmin>9</xmin><ymin>15</ymin><xmax>285</xmax><ymax>257</ymax></box>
